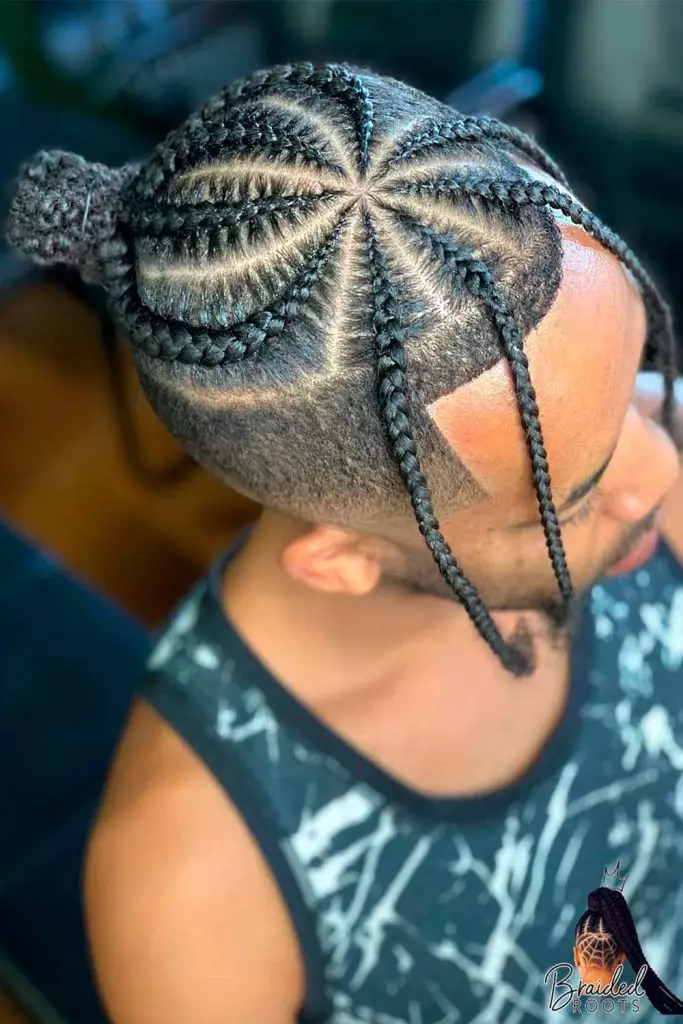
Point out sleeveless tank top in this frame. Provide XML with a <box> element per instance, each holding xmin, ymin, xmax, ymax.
<box><xmin>137</xmin><ymin>529</ymin><xmax>683</xmax><ymax>1023</ymax></box>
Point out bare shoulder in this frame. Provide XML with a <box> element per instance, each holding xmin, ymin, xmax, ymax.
<box><xmin>84</xmin><ymin>698</ymin><xmax>304</xmax><ymax>1024</ymax></box>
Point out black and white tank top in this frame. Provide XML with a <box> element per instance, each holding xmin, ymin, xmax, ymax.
<box><xmin>138</xmin><ymin>529</ymin><xmax>683</xmax><ymax>1023</ymax></box>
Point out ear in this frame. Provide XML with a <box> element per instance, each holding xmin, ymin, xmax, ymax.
<box><xmin>573</xmin><ymin>945</ymin><xmax>581</xmax><ymax>970</ymax></box>
<box><xmin>281</xmin><ymin>524</ymin><xmax>382</xmax><ymax>597</ymax></box>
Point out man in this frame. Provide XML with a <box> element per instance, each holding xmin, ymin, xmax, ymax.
<box><xmin>7</xmin><ymin>63</ymin><xmax>683</xmax><ymax>1022</ymax></box>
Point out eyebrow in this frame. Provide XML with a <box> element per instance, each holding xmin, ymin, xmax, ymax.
<box><xmin>507</xmin><ymin>446</ymin><xmax>616</xmax><ymax>531</ymax></box>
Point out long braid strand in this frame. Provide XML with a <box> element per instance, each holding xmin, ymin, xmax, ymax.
<box><xmin>365</xmin><ymin>212</ymin><xmax>531</xmax><ymax>675</ymax></box>
<box><xmin>401</xmin><ymin>214</ymin><xmax>572</xmax><ymax>601</ymax></box>
<box><xmin>390</xmin><ymin>170</ymin><xmax>677</xmax><ymax>436</ymax></box>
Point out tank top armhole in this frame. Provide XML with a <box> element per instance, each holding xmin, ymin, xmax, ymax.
<box><xmin>136</xmin><ymin>673</ymin><xmax>330</xmax><ymax>1024</ymax></box>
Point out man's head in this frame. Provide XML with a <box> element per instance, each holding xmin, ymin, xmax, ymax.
<box><xmin>6</xmin><ymin>63</ymin><xmax>679</xmax><ymax>674</ymax></box>
<box><xmin>360</xmin><ymin>213</ymin><xmax>679</xmax><ymax>620</ymax></box>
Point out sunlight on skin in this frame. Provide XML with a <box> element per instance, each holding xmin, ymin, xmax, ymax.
<box><xmin>417</xmin><ymin>147</ymin><xmax>683</xmax><ymax>604</ymax></box>
<box><xmin>426</xmin><ymin>226</ymin><xmax>643</xmax><ymax>527</ymax></box>
<box><xmin>420</xmin><ymin>219</ymin><xmax>656</xmax><ymax>599</ymax></box>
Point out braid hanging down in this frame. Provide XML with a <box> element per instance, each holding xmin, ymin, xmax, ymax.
<box><xmin>399</xmin><ymin>214</ymin><xmax>572</xmax><ymax>604</ymax></box>
<box><xmin>365</xmin><ymin>212</ymin><xmax>528</xmax><ymax>673</ymax></box>
<box><xmin>391</xmin><ymin>170</ymin><xmax>677</xmax><ymax>430</ymax></box>
<box><xmin>5</xmin><ymin>62</ymin><xmax>678</xmax><ymax>676</ymax></box>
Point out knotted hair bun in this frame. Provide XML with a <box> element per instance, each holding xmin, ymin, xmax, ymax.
<box><xmin>6</xmin><ymin>150</ymin><xmax>138</xmax><ymax>286</ymax></box>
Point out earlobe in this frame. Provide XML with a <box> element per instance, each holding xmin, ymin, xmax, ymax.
<box><xmin>337</xmin><ymin>554</ymin><xmax>382</xmax><ymax>596</ymax></box>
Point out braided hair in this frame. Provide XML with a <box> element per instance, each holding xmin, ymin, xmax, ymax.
<box><xmin>576</xmin><ymin>888</ymin><xmax>683</xmax><ymax>1014</ymax></box>
<box><xmin>6</xmin><ymin>62</ymin><xmax>677</xmax><ymax>676</ymax></box>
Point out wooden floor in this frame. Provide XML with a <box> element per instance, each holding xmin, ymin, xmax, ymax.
<box><xmin>0</xmin><ymin>280</ymin><xmax>260</xmax><ymax>1022</ymax></box>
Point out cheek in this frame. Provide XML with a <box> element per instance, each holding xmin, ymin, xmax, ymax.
<box><xmin>442</xmin><ymin>514</ymin><xmax>553</xmax><ymax>588</ymax></box>
<box><xmin>442</xmin><ymin>499</ymin><xmax>611</xmax><ymax>596</ymax></box>
<box><xmin>556</xmin><ymin>512</ymin><xmax>611</xmax><ymax>579</ymax></box>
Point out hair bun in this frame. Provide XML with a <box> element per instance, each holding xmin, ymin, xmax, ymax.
<box><xmin>6</xmin><ymin>150</ymin><xmax>137</xmax><ymax>285</ymax></box>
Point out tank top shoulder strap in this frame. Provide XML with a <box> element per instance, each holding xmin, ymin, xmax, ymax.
<box><xmin>137</xmin><ymin>527</ymin><xmax>331</xmax><ymax>1020</ymax></box>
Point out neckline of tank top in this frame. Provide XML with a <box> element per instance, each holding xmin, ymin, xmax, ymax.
<box><xmin>198</xmin><ymin>525</ymin><xmax>602</xmax><ymax>821</ymax></box>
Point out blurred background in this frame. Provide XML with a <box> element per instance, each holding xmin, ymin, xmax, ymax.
<box><xmin>1</xmin><ymin>0</ymin><xmax>683</xmax><ymax>624</ymax></box>
<box><xmin>0</xmin><ymin>3</ymin><xmax>681</xmax><ymax>1019</ymax></box>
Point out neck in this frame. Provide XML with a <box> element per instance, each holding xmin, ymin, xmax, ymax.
<box><xmin>579</xmin><ymin>965</ymin><xmax>621</xmax><ymax>990</ymax></box>
<box><xmin>221</xmin><ymin>511</ymin><xmax>571</xmax><ymax>702</ymax></box>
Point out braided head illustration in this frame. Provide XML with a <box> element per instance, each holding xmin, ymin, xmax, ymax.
<box><xmin>573</xmin><ymin>865</ymin><xmax>683</xmax><ymax>1014</ymax></box>
<box><xmin>6</xmin><ymin>62</ymin><xmax>678</xmax><ymax>677</ymax></box>
<box><xmin>574</xmin><ymin>901</ymin><xmax>626</xmax><ymax>990</ymax></box>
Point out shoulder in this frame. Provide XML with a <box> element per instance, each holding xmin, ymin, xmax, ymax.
<box><xmin>84</xmin><ymin>698</ymin><xmax>304</xmax><ymax>1024</ymax></box>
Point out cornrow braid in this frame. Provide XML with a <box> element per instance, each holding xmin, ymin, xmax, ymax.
<box><xmin>123</xmin><ymin>191</ymin><xmax>343</xmax><ymax>238</ymax></box>
<box><xmin>203</xmin><ymin>62</ymin><xmax>374</xmax><ymax>174</ymax></box>
<box><xmin>400</xmin><ymin>214</ymin><xmax>572</xmax><ymax>602</ymax></box>
<box><xmin>502</xmin><ymin>178</ymin><xmax>677</xmax><ymax>432</ymax></box>
<box><xmin>138</xmin><ymin>106</ymin><xmax>345</xmax><ymax>199</ymax></box>
<box><xmin>7</xmin><ymin>64</ymin><xmax>677</xmax><ymax>678</ymax></box>
<box><xmin>365</xmin><ymin>212</ymin><xmax>530</xmax><ymax>675</ymax></box>
<box><xmin>574</xmin><ymin>909</ymin><xmax>621</xmax><ymax>968</ymax></box>
<box><xmin>113</xmin><ymin>215</ymin><xmax>348</xmax><ymax>366</ymax></box>
<box><xmin>390</xmin><ymin>169</ymin><xmax>678</xmax><ymax>432</ymax></box>
<box><xmin>382</xmin><ymin>116</ymin><xmax>569</xmax><ymax>188</ymax></box>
